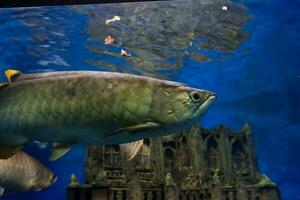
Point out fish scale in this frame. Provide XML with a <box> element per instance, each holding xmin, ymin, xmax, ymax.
<box><xmin>0</xmin><ymin>70</ymin><xmax>216</xmax><ymax>160</ymax></box>
<box><xmin>0</xmin><ymin>151</ymin><xmax>56</xmax><ymax>195</ymax></box>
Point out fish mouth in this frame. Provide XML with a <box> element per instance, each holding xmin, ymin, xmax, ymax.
<box><xmin>49</xmin><ymin>175</ymin><xmax>58</xmax><ymax>185</ymax></box>
<box><xmin>52</xmin><ymin>175</ymin><xmax>58</xmax><ymax>184</ymax></box>
<box><xmin>195</xmin><ymin>94</ymin><xmax>216</xmax><ymax>116</ymax></box>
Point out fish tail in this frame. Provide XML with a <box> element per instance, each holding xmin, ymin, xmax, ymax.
<box><xmin>0</xmin><ymin>69</ymin><xmax>29</xmax><ymax>159</ymax></box>
<box><xmin>4</xmin><ymin>69</ymin><xmax>22</xmax><ymax>83</ymax></box>
<box><xmin>0</xmin><ymin>69</ymin><xmax>22</xmax><ymax>89</ymax></box>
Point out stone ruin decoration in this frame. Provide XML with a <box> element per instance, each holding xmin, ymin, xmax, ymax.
<box><xmin>67</xmin><ymin>123</ymin><xmax>281</xmax><ymax>200</ymax></box>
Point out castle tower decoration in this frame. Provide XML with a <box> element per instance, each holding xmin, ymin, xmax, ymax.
<box><xmin>67</xmin><ymin>123</ymin><xmax>281</xmax><ymax>200</ymax></box>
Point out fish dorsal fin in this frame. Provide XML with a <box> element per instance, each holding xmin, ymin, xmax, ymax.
<box><xmin>120</xmin><ymin>140</ymin><xmax>144</xmax><ymax>160</ymax></box>
<box><xmin>49</xmin><ymin>143</ymin><xmax>72</xmax><ymax>161</ymax></box>
<box><xmin>5</xmin><ymin>69</ymin><xmax>21</xmax><ymax>83</ymax></box>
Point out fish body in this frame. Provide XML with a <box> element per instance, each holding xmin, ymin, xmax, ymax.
<box><xmin>0</xmin><ymin>151</ymin><xmax>56</xmax><ymax>195</ymax></box>
<box><xmin>0</xmin><ymin>70</ymin><xmax>216</xmax><ymax>158</ymax></box>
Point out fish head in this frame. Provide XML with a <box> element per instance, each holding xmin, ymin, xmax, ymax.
<box><xmin>152</xmin><ymin>83</ymin><xmax>216</xmax><ymax>126</ymax></box>
<box><xmin>29</xmin><ymin>170</ymin><xmax>57</xmax><ymax>192</ymax></box>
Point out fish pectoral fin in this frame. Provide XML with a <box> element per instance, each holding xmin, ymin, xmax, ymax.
<box><xmin>0</xmin><ymin>145</ymin><xmax>24</xmax><ymax>159</ymax></box>
<box><xmin>5</xmin><ymin>69</ymin><xmax>21</xmax><ymax>83</ymax></box>
<box><xmin>125</xmin><ymin>122</ymin><xmax>160</xmax><ymax>134</ymax></box>
<box><xmin>0</xmin><ymin>186</ymin><xmax>5</xmax><ymax>196</ymax></box>
<box><xmin>49</xmin><ymin>143</ymin><xmax>72</xmax><ymax>161</ymax></box>
<box><xmin>104</xmin><ymin>122</ymin><xmax>160</xmax><ymax>137</ymax></box>
<box><xmin>120</xmin><ymin>140</ymin><xmax>144</xmax><ymax>160</ymax></box>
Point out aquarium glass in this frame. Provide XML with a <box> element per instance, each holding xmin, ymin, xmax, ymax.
<box><xmin>0</xmin><ymin>0</ymin><xmax>299</xmax><ymax>199</ymax></box>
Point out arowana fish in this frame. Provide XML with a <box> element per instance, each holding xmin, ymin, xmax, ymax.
<box><xmin>0</xmin><ymin>151</ymin><xmax>56</xmax><ymax>195</ymax></box>
<box><xmin>0</xmin><ymin>70</ymin><xmax>216</xmax><ymax>160</ymax></box>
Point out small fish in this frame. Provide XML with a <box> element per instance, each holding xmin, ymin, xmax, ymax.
<box><xmin>121</xmin><ymin>49</ymin><xmax>131</xmax><ymax>57</ymax></box>
<box><xmin>0</xmin><ymin>70</ymin><xmax>216</xmax><ymax>161</ymax></box>
<box><xmin>0</xmin><ymin>151</ymin><xmax>56</xmax><ymax>195</ymax></box>
<box><xmin>33</xmin><ymin>141</ymin><xmax>48</xmax><ymax>149</ymax></box>
<box><xmin>104</xmin><ymin>35</ymin><xmax>115</xmax><ymax>45</ymax></box>
<box><xmin>105</xmin><ymin>16</ymin><xmax>121</xmax><ymax>25</ymax></box>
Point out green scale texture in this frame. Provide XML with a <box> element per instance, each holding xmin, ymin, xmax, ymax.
<box><xmin>0</xmin><ymin>71</ymin><xmax>214</xmax><ymax>146</ymax></box>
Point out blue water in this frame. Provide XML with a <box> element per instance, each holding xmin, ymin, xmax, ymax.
<box><xmin>0</xmin><ymin>0</ymin><xmax>299</xmax><ymax>199</ymax></box>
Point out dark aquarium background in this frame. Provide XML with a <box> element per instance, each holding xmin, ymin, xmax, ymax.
<box><xmin>0</xmin><ymin>0</ymin><xmax>299</xmax><ymax>199</ymax></box>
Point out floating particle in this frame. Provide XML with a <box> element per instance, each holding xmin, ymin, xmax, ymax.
<box><xmin>121</xmin><ymin>49</ymin><xmax>131</xmax><ymax>57</ymax></box>
<box><xmin>104</xmin><ymin>35</ymin><xmax>115</xmax><ymax>45</ymax></box>
<box><xmin>105</xmin><ymin>16</ymin><xmax>121</xmax><ymax>25</ymax></box>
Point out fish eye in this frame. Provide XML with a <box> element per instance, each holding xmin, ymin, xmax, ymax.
<box><xmin>189</xmin><ymin>91</ymin><xmax>201</xmax><ymax>103</ymax></box>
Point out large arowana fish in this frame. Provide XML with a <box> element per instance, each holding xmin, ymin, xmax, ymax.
<box><xmin>0</xmin><ymin>151</ymin><xmax>56</xmax><ymax>195</ymax></box>
<box><xmin>0</xmin><ymin>70</ymin><xmax>216</xmax><ymax>160</ymax></box>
